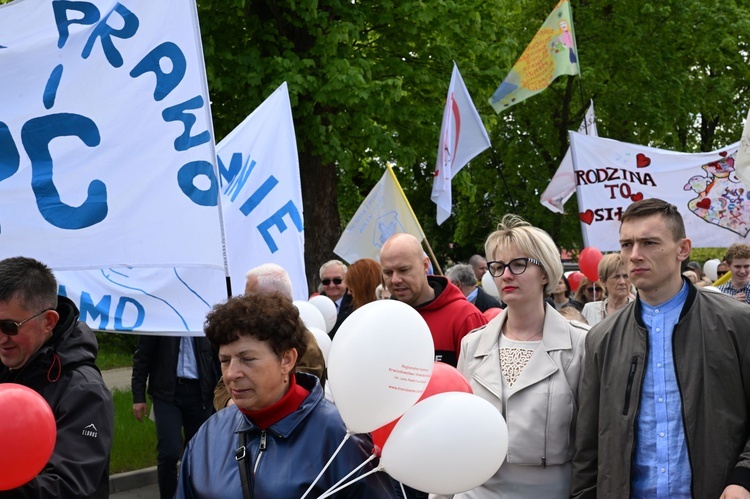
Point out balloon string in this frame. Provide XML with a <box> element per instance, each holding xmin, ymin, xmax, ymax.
<box><xmin>299</xmin><ymin>431</ymin><xmax>351</xmax><ymax>499</ymax></box>
<box><xmin>315</xmin><ymin>454</ymin><xmax>376</xmax><ymax>499</ymax></box>
<box><xmin>400</xmin><ymin>481</ymin><xmax>408</xmax><ymax>497</ymax></box>
<box><xmin>315</xmin><ymin>466</ymin><xmax>381</xmax><ymax>499</ymax></box>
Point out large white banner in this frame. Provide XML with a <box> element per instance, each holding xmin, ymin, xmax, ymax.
<box><xmin>54</xmin><ymin>83</ymin><xmax>307</xmax><ymax>334</ymax></box>
<box><xmin>0</xmin><ymin>0</ymin><xmax>225</xmax><ymax>270</ymax></box>
<box><xmin>216</xmin><ymin>82</ymin><xmax>306</xmax><ymax>300</ymax></box>
<box><xmin>56</xmin><ymin>266</ymin><xmax>226</xmax><ymax>334</ymax></box>
<box><xmin>570</xmin><ymin>132</ymin><xmax>746</xmax><ymax>250</ymax></box>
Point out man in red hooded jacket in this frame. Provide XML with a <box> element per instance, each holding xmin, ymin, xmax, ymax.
<box><xmin>380</xmin><ymin>233</ymin><xmax>487</xmax><ymax>367</ymax></box>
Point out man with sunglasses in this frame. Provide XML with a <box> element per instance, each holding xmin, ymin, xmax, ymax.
<box><xmin>319</xmin><ymin>260</ymin><xmax>347</xmax><ymax>308</ymax></box>
<box><xmin>0</xmin><ymin>256</ymin><xmax>113</xmax><ymax>497</ymax></box>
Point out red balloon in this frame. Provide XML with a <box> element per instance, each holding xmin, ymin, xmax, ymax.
<box><xmin>483</xmin><ymin>307</ymin><xmax>502</xmax><ymax>321</ymax></box>
<box><xmin>371</xmin><ymin>362</ymin><xmax>472</xmax><ymax>455</ymax></box>
<box><xmin>578</xmin><ymin>247</ymin><xmax>603</xmax><ymax>282</ymax></box>
<box><xmin>567</xmin><ymin>271</ymin><xmax>584</xmax><ymax>292</ymax></box>
<box><xmin>0</xmin><ymin>384</ymin><xmax>56</xmax><ymax>491</ymax></box>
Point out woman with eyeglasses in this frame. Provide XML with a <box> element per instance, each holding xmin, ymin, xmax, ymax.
<box><xmin>581</xmin><ymin>253</ymin><xmax>633</xmax><ymax>327</ymax></box>
<box><xmin>447</xmin><ymin>214</ymin><xmax>588</xmax><ymax>499</ymax></box>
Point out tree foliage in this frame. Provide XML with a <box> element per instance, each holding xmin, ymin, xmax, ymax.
<box><xmin>197</xmin><ymin>0</ymin><xmax>750</xmax><ymax>293</ymax></box>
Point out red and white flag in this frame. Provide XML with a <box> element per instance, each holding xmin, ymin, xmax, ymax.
<box><xmin>431</xmin><ymin>63</ymin><xmax>491</xmax><ymax>225</ymax></box>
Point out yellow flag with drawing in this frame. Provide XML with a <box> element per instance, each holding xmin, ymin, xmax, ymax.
<box><xmin>334</xmin><ymin>165</ymin><xmax>425</xmax><ymax>264</ymax></box>
<box><xmin>489</xmin><ymin>0</ymin><xmax>579</xmax><ymax>113</ymax></box>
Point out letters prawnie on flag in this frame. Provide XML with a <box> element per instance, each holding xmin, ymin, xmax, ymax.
<box><xmin>335</xmin><ymin>165</ymin><xmax>424</xmax><ymax>263</ymax></box>
<box><xmin>431</xmin><ymin>63</ymin><xmax>491</xmax><ymax>225</ymax></box>
<box><xmin>489</xmin><ymin>0</ymin><xmax>579</xmax><ymax>113</ymax></box>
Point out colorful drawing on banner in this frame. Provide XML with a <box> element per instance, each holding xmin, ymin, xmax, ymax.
<box><xmin>683</xmin><ymin>153</ymin><xmax>750</xmax><ymax>236</ymax></box>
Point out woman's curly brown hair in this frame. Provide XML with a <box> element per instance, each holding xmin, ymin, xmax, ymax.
<box><xmin>204</xmin><ymin>292</ymin><xmax>308</xmax><ymax>362</ymax></box>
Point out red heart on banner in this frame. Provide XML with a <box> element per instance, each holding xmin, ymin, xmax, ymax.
<box><xmin>697</xmin><ymin>198</ymin><xmax>711</xmax><ymax>209</ymax></box>
<box><xmin>579</xmin><ymin>210</ymin><xmax>594</xmax><ymax>225</ymax></box>
<box><xmin>631</xmin><ymin>192</ymin><xmax>644</xmax><ymax>202</ymax></box>
<box><xmin>636</xmin><ymin>153</ymin><xmax>651</xmax><ymax>168</ymax></box>
<box><xmin>720</xmin><ymin>151</ymin><xmax>728</xmax><ymax>157</ymax></box>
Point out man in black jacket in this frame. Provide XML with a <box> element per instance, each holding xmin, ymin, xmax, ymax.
<box><xmin>0</xmin><ymin>256</ymin><xmax>113</xmax><ymax>498</ymax></box>
<box><xmin>132</xmin><ymin>332</ymin><xmax>219</xmax><ymax>499</ymax></box>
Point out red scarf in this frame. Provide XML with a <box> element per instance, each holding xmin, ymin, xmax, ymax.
<box><xmin>239</xmin><ymin>375</ymin><xmax>309</xmax><ymax>429</ymax></box>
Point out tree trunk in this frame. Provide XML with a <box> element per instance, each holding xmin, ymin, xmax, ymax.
<box><xmin>299</xmin><ymin>147</ymin><xmax>341</xmax><ymax>297</ymax></box>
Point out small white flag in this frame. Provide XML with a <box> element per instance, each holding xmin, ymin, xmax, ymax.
<box><xmin>735</xmin><ymin>107</ymin><xmax>750</xmax><ymax>190</ymax></box>
<box><xmin>334</xmin><ymin>165</ymin><xmax>423</xmax><ymax>263</ymax></box>
<box><xmin>540</xmin><ymin>100</ymin><xmax>597</xmax><ymax>213</ymax></box>
<box><xmin>431</xmin><ymin>63</ymin><xmax>492</xmax><ymax>225</ymax></box>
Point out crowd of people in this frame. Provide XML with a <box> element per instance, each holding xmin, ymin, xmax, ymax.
<box><xmin>2</xmin><ymin>197</ymin><xmax>750</xmax><ymax>498</ymax></box>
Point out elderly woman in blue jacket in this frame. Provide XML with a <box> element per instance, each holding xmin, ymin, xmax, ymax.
<box><xmin>175</xmin><ymin>293</ymin><xmax>397</xmax><ymax>499</ymax></box>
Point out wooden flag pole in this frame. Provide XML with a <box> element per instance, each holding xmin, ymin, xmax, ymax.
<box><xmin>422</xmin><ymin>236</ymin><xmax>443</xmax><ymax>276</ymax></box>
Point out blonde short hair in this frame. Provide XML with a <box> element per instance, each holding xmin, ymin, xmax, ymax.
<box><xmin>598</xmin><ymin>253</ymin><xmax>625</xmax><ymax>282</ymax></box>
<box><xmin>484</xmin><ymin>214</ymin><xmax>562</xmax><ymax>296</ymax></box>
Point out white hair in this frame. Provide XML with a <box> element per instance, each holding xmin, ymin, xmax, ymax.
<box><xmin>245</xmin><ymin>263</ymin><xmax>293</xmax><ymax>299</ymax></box>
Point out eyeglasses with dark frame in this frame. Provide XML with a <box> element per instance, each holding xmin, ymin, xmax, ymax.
<box><xmin>321</xmin><ymin>278</ymin><xmax>343</xmax><ymax>286</ymax></box>
<box><xmin>487</xmin><ymin>257</ymin><xmax>542</xmax><ymax>277</ymax></box>
<box><xmin>0</xmin><ymin>308</ymin><xmax>53</xmax><ymax>336</ymax></box>
<box><xmin>585</xmin><ymin>286</ymin><xmax>604</xmax><ymax>293</ymax></box>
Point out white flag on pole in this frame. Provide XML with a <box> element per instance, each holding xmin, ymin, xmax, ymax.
<box><xmin>216</xmin><ymin>82</ymin><xmax>307</xmax><ymax>300</ymax></box>
<box><xmin>735</xmin><ymin>107</ymin><xmax>750</xmax><ymax>190</ymax></box>
<box><xmin>431</xmin><ymin>63</ymin><xmax>492</xmax><ymax>225</ymax></box>
<box><xmin>334</xmin><ymin>165</ymin><xmax>423</xmax><ymax>263</ymax></box>
<box><xmin>540</xmin><ymin>100</ymin><xmax>597</xmax><ymax>213</ymax></box>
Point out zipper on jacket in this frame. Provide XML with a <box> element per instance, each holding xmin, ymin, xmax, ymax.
<box><xmin>253</xmin><ymin>430</ymin><xmax>267</xmax><ymax>474</ymax></box>
<box><xmin>623</xmin><ymin>356</ymin><xmax>638</xmax><ymax>415</ymax></box>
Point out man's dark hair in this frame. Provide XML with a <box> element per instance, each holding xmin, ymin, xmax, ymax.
<box><xmin>204</xmin><ymin>292</ymin><xmax>308</xmax><ymax>364</ymax></box>
<box><xmin>620</xmin><ymin>198</ymin><xmax>686</xmax><ymax>241</ymax></box>
<box><xmin>0</xmin><ymin>256</ymin><xmax>58</xmax><ymax>311</ymax></box>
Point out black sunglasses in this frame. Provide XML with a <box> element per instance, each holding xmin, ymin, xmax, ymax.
<box><xmin>586</xmin><ymin>287</ymin><xmax>604</xmax><ymax>293</ymax></box>
<box><xmin>0</xmin><ymin>308</ymin><xmax>53</xmax><ymax>336</ymax></box>
<box><xmin>322</xmin><ymin>278</ymin><xmax>343</xmax><ymax>286</ymax></box>
<box><xmin>717</xmin><ymin>270</ymin><xmax>728</xmax><ymax>277</ymax></box>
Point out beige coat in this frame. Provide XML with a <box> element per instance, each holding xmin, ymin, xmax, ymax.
<box><xmin>443</xmin><ymin>304</ymin><xmax>588</xmax><ymax>498</ymax></box>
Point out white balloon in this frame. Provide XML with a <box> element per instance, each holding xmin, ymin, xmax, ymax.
<box><xmin>481</xmin><ymin>271</ymin><xmax>500</xmax><ymax>299</ymax></box>
<box><xmin>293</xmin><ymin>300</ymin><xmax>326</xmax><ymax>332</ymax></box>
<box><xmin>380</xmin><ymin>392</ymin><xmax>508</xmax><ymax>495</ymax></box>
<box><xmin>703</xmin><ymin>258</ymin><xmax>720</xmax><ymax>282</ymax></box>
<box><xmin>307</xmin><ymin>326</ymin><xmax>332</xmax><ymax>365</ymax></box>
<box><xmin>327</xmin><ymin>300</ymin><xmax>434</xmax><ymax>434</ymax></box>
<box><xmin>308</xmin><ymin>295</ymin><xmax>337</xmax><ymax>333</ymax></box>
